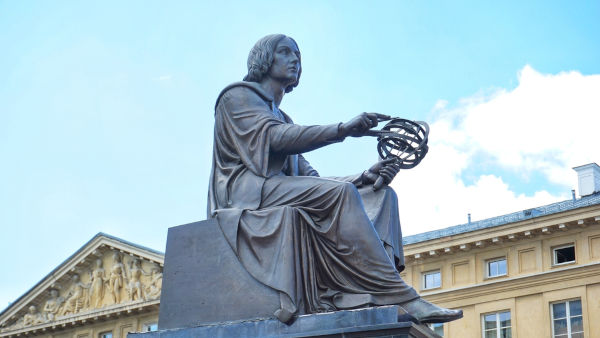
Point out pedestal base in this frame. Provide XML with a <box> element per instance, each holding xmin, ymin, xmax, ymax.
<box><xmin>158</xmin><ymin>219</ymin><xmax>280</xmax><ymax>330</ymax></box>
<box><xmin>132</xmin><ymin>306</ymin><xmax>440</xmax><ymax>338</ymax></box>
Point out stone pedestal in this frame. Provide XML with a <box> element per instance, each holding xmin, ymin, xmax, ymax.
<box><xmin>154</xmin><ymin>220</ymin><xmax>440</xmax><ymax>337</ymax></box>
<box><xmin>158</xmin><ymin>219</ymin><xmax>280</xmax><ymax>330</ymax></box>
<box><xmin>133</xmin><ymin>306</ymin><xmax>440</xmax><ymax>337</ymax></box>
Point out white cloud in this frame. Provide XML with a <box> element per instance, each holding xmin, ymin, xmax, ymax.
<box><xmin>392</xmin><ymin>65</ymin><xmax>600</xmax><ymax>235</ymax></box>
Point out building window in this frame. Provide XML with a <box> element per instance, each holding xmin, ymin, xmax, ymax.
<box><xmin>486</xmin><ymin>257</ymin><xmax>507</xmax><ymax>278</ymax></box>
<box><xmin>143</xmin><ymin>322</ymin><xmax>158</xmax><ymax>332</ymax></box>
<box><xmin>551</xmin><ymin>299</ymin><xmax>583</xmax><ymax>338</ymax></box>
<box><xmin>482</xmin><ymin>311</ymin><xmax>511</xmax><ymax>338</ymax></box>
<box><xmin>423</xmin><ymin>270</ymin><xmax>441</xmax><ymax>289</ymax></box>
<box><xmin>553</xmin><ymin>244</ymin><xmax>576</xmax><ymax>265</ymax></box>
<box><xmin>99</xmin><ymin>332</ymin><xmax>112</xmax><ymax>338</ymax></box>
<box><xmin>428</xmin><ymin>323</ymin><xmax>444</xmax><ymax>336</ymax></box>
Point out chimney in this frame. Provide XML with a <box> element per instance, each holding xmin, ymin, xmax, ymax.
<box><xmin>573</xmin><ymin>163</ymin><xmax>600</xmax><ymax>197</ymax></box>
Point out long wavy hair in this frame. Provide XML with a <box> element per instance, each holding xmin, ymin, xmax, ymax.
<box><xmin>243</xmin><ymin>34</ymin><xmax>302</xmax><ymax>93</ymax></box>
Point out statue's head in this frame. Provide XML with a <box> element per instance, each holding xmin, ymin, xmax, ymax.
<box><xmin>113</xmin><ymin>252</ymin><xmax>121</xmax><ymax>262</ymax></box>
<box><xmin>244</xmin><ymin>34</ymin><xmax>301</xmax><ymax>93</ymax></box>
<box><xmin>72</xmin><ymin>274</ymin><xmax>80</xmax><ymax>283</ymax></box>
<box><xmin>49</xmin><ymin>289</ymin><xmax>59</xmax><ymax>298</ymax></box>
<box><xmin>95</xmin><ymin>258</ymin><xmax>103</xmax><ymax>268</ymax></box>
<box><xmin>28</xmin><ymin>305</ymin><xmax>36</xmax><ymax>314</ymax></box>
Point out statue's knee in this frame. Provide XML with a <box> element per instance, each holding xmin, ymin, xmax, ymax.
<box><xmin>381</xmin><ymin>186</ymin><xmax>398</xmax><ymax>202</ymax></box>
<box><xmin>339</xmin><ymin>181</ymin><xmax>360</xmax><ymax>198</ymax></box>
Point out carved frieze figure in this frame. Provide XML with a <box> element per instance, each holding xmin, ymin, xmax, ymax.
<box><xmin>208</xmin><ymin>34</ymin><xmax>463</xmax><ymax>324</ymax></box>
<box><xmin>126</xmin><ymin>258</ymin><xmax>148</xmax><ymax>301</ymax></box>
<box><xmin>59</xmin><ymin>274</ymin><xmax>90</xmax><ymax>316</ymax></box>
<box><xmin>88</xmin><ymin>258</ymin><xmax>108</xmax><ymax>308</ymax></box>
<box><xmin>42</xmin><ymin>289</ymin><xmax>64</xmax><ymax>321</ymax></box>
<box><xmin>145</xmin><ymin>266</ymin><xmax>162</xmax><ymax>300</ymax></box>
<box><xmin>5</xmin><ymin>319</ymin><xmax>23</xmax><ymax>332</ymax></box>
<box><xmin>109</xmin><ymin>252</ymin><xmax>127</xmax><ymax>304</ymax></box>
<box><xmin>22</xmin><ymin>305</ymin><xmax>44</xmax><ymax>327</ymax></box>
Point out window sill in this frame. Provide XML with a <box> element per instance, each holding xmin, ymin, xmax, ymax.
<box><xmin>484</xmin><ymin>274</ymin><xmax>508</xmax><ymax>281</ymax></box>
<box><xmin>422</xmin><ymin>286</ymin><xmax>442</xmax><ymax>291</ymax></box>
<box><xmin>552</xmin><ymin>261</ymin><xmax>576</xmax><ymax>268</ymax></box>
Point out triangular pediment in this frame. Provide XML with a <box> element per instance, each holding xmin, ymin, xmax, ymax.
<box><xmin>0</xmin><ymin>233</ymin><xmax>164</xmax><ymax>336</ymax></box>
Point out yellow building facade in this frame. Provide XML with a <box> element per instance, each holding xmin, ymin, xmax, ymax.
<box><xmin>402</xmin><ymin>193</ymin><xmax>600</xmax><ymax>337</ymax></box>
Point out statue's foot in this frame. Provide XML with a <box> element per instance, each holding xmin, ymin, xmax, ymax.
<box><xmin>274</xmin><ymin>308</ymin><xmax>295</xmax><ymax>325</ymax></box>
<box><xmin>398</xmin><ymin>298</ymin><xmax>463</xmax><ymax>324</ymax></box>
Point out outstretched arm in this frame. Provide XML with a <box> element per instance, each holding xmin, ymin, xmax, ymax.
<box><xmin>270</xmin><ymin>112</ymin><xmax>387</xmax><ymax>155</ymax></box>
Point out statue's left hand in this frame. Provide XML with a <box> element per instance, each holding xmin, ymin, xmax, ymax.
<box><xmin>362</xmin><ymin>158</ymin><xmax>400</xmax><ymax>191</ymax></box>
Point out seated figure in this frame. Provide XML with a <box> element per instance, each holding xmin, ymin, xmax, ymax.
<box><xmin>208</xmin><ymin>34</ymin><xmax>462</xmax><ymax>324</ymax></box>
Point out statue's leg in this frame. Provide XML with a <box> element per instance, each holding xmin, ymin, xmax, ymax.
<box><xmin>242</xmin><ymin>175</ymin><xmax>419</xmax><ymax>314</ymax></box>
<box><xmin>357</xmin><ymin>186</ymin><xmax>405</xmax><ymax>272</ymax></box>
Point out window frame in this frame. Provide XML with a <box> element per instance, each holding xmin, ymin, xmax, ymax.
<box><xmin>550</xmin><ymin>298</ymin><xmax>583</xmax><ymax>338</ymax></box>
<box><xmin>485</xmin><ymin>257</ymin><xmax>507</xmax><ymax>278</ymax></box>
<box><xmin>422</xmin><ymin>270</ymin><xmax>442</xmax><ymax>290</ymax></box>
<box><xmin>98</xmin><ymin>331</ymin><xmax>113</xmax><ymax>338</ymax></box>
<box><xmin>142</xmin><ymin>322</ymin><xmax>158</xmax><ymax>332</ymax></box>
<box><xmin>481</xmin><ymin>310</ymin><xmax>511</xmax><ymax>338</ymax></box>
<box><xmin>552</xmin><ymin>244</ymin><xmax>576</xmax><ymax>266</ymax></box>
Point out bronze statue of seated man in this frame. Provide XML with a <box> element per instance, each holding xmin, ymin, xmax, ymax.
<box><xmin>208</xmin><ymin>34</ymin><xmax>462</xmax><ymax>324</ymax></box>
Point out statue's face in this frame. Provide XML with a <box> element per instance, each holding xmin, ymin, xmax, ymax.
<box><xmin>29</xmin><ymin>306</ymin><xmax>36</xmax><ymax>314</ymax></box>
<box><xmin>267</xmin><ymin>37</ymin><xmax>300</xmax><ymax>86</ymax></box>
<box><xmin>50</xmin><ymin>290</ymin><xmax>58</xmax><ymax>297</ymax></box>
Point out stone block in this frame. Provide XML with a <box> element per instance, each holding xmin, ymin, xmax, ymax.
<box><xmin>158</xmin><ymin>219</ymin><xmax>280</xmax><ymax>330</ymax></box>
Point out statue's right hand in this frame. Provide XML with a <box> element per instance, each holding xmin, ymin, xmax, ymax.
<box><xmin>340</xmin><ymin>113</ymin><xmax>389</xmax><ymax>137</ymax></box>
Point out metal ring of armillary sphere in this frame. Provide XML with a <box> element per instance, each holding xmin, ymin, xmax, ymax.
<box><xmin>375</xmin><ymin>118</ymin><xmax>429</xmax><ymax>169</ymax></box>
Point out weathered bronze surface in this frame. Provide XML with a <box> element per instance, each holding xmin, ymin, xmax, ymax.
<box><xmin>206</xmin><ymin>34</ymin><xmax>462</xmax><ymax>324</ymax></box>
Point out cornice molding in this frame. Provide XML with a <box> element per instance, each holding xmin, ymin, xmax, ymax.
<box><xmin>0</xmin><ymin>299</ymin><xmax>159</xmax><ymax>338</ymax></box>
<box><xmin>420</xmin><ymin>262</ymin><xmax>600</xmax><ymax>307</ymax></box>
<box><xmin>404</xmin><ymin>205</ymin><xmax>600</xmax><ymax>261</ymax></box>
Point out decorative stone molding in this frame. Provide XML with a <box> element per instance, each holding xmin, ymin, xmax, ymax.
<box><xmin>420</xmin><ymin>262</ymin><xmax>600</xmax><ymax>308</ymax></box>
<box><xmin>0</xmin><ymin>234</ymin><xmax>164</xmax><ymax>337</ymax></box>
<box><xmin>403</xmin><ymin>208</ymin><xmax>600</xmax><ymax>262</ymax></box>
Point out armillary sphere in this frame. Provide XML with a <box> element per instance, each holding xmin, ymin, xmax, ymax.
<box><xmin>366</xmin><ymin>117</ymin><xmax>430</xmax><ymax>169</ymax></box>
<box><xmin>365</xmin><ymin>117</ymin><xmax>430</xmax><ymax>188</ymax></box>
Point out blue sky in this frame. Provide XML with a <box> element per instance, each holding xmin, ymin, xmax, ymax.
<box><xmin>1</xmin><ymin>1</ymin><xmax>599</xmax><ymax>309</ymax></box>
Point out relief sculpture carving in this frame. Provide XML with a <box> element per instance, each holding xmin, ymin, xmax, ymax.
<box><xmin>42</xmin><ymin>289</ymin><xmax>64</xmax><ymax>321</ymax></box>
<box><xmin>0</xmin><ymin>250</ymin><xmax>164</xmax><ymax>334</ymax></box>
<box><xmin>22</xmin><ymin>306</ymin><xmax>44</xmax><ymax>327</ymax></box>
<box><xmin>88</xmin><ymin>258</ymin><xmax>109</xmax><ymax>308</ymax></box>
<box><xmin>145</xmin><ymin>265</ymin><xmax>162</xmax><ymax>300</ymax></box>
<box><xmin>58</xmin><ymin>274</ymin><xmax>90</xmax><ymax>316</ymax></box>
<box><xmin>126</xmin><ymin>258</ymin><xmax>149</xmax><ymax>301</ymax></box>
<box><xmin>109</xmin><ymin>252</ymin><xmax>127</xmax><ymax>304</ymax></box>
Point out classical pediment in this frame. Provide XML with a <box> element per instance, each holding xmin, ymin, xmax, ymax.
<box><xmin>0</xmin><ymin>233</ymin><xmax>164</xmax><ymax>337</ymax></box>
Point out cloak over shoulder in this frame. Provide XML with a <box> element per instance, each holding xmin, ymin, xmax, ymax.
<box><xmin>208</xmin><ymin>81</ymin><xmax>417</xmax><ymax>319</ymax></box>
<box><xmin>208</xmin><ymin>81</ymin><xmax>343</xmax><ymax>250</ymax></box>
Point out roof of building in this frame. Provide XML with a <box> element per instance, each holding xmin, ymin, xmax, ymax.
<box><xmin>0</xmin><ymin>232</ymin><xmax>163</xmax><ymax>316</ymax></box>
<box><xmin>403</xmin><ymin>192</ymin><xmax>600</xmax><ymax>245</ymax></box>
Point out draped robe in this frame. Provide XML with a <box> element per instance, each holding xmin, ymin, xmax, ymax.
<box><xmin>208</xmin><ymin>81</ymin><xmax>418</xmax><ymax>319</ymax></box>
